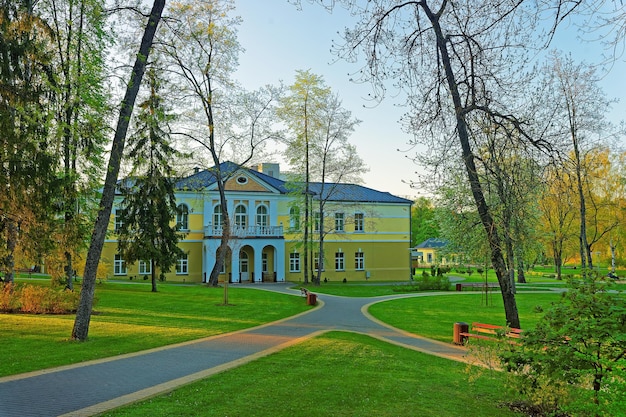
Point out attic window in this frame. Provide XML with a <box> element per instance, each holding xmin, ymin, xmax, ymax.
<box><xmin>236</xmin><ymin>176</ymin><xmax>248</xmax><ymax>185</ymax></box>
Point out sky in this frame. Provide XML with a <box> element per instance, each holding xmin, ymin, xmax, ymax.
<box><xmin>232</xmin><ymin>0</ymin><xmax>626</xmax><ymax>200</ymax></box>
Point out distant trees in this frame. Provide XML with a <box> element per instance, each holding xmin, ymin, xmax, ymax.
<box><xmin>411</xmin><ymin>198</ymin><xmax>439</xmax><ymax>247</ymax></box>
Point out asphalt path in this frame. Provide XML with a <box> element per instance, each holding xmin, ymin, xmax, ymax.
<box><xmin>0</xmin><ymin>283</ymin><xmax>470</xmax><ymax>417</ymax></box>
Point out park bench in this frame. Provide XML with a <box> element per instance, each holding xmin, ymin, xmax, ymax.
<box><xmin>456</xmin><ymin>322</ymin><xmax>522</xmax><ymax>345</ymax></box>
<box><xmin>455</xmin><ymin>282</ymin><xmax>499</xmax><ymax>291</ymax></box>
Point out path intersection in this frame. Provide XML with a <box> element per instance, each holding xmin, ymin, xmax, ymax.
<box><xmin>0</xmin><ymin>283</ymin><xmax>469</xmax><ymax>417</ymax></box>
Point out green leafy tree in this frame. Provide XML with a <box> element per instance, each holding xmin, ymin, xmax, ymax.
<box><xmin>502</xmin><ymin>275</ymin><xmax>626</xmax><ymax>416</ymax></box>
<box><xmin>40</xmin><ymin>0</ymin><xmax>110</xmax><ymax>289</ymax></box>
<box><xmin>117</xmin><ymin>67</ymin><xmax>186</xmax><ymax>293</ymax></box>
<box><xmin>0</xmin><ymin>0</ymin><xmax>58</xmax><ymax>283</ymax></box>
<box><xmin>411</xmin><ymin>197</ymin><xmax>440</xmax><ymax>247</ymax></box>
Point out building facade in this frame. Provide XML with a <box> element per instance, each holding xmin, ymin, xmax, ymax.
<box><xmin>102</xmin><ymin>163</ymin><xmax>413</xmax><ymax>283</ymax></box>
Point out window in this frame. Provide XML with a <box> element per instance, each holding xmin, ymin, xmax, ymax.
<box><xmin>289</xmin><ymin>206</ymin><xmax>300</xmax><ymax>231</ymax></box>
<box><xmin>236</xmin><ymin>176</ymin><xmax>248</xmax><ymax>184</ymax></box>
<box><xmin>313</xmin><ymin>212</ymin><xmax>321</xmax><ymax>232</ymax></box>
<box><xmin>314</xmin><ymin>252</ymin><xmax>322</xmax><ymax>271</ymax></box>
<box><xmin>335</xmin><ymin>252</ymin><xmax>345</xmax><ymax>271</ymax></box>
<box><xmin>335</xmin><ymin>213</ymin><xmax>344</xmax><ymax>232</ymax></box>
<box><xmin>355</xmin><ymin>252</ymin><xmax>365</xmax><ymax>270</ymax></box>
<box><xmin>427</xmin><ymin>253</ymin><xmax>433</xmax><ymax>263</ymax></box>
<box><xmin>235</xmin><ymin>204</ymin><xmax>247</xmax><ymax>228</ymax></box>
<box><xmin>114</xmin><ymin>209</ymin><xmax>124</xmax><ymax>233</ymax></box>
<box><xmin>289</xmin><ymin>253</ymin><xmax>300</xmax><ymax>272</ymax></box>
<box><xmin>256</xmin><ymin>205</ymin><xmax>268</xmax><ymax>227</ymax></box>
<box><xmin>262</xmin><ymin>253</ymin><xmax>268</xmax><ymax>273</ymax></box>
<box><xmin>114</xmin><ymin>254</ymin><xmax>127</xmax><ymax>275</ymax></box>
<box><xmin>139</xmin><ymin>260</ymin><xmax>151</xmax><ymax>275</ymax></box>
<box><xmin>354</xmin><ymin>213</ymin><xmax>364</xmax><ymax>232</ymax></box>
<box><xmin>177</xmin><ymin>204</ymin><xmax>189</xmax><ymax>230</ymax></box>
<box><xmin>176</xmin><ymin>254</ymin><xmax>188</xmax><ymax>275</ymax></box>
<box><xmin>213</xmin><ymin>205</ymin><xmax>222</xmax><ymax>227</ymax></box>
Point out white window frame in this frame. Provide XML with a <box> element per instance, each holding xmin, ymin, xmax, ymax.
<box><xmin>355</xmin><ymin>252</ymin><xmax>365</xmax><ymax>270</ymax></box>
<box><xmin>313</xmin><ymin>212</ymin><xmax>321</xmax><ymax>233</ymax></box>
<box><xmin>256</xmin><ymin>205</ymin><xmax>268</xmax><ymax>227</ymax></box>
<box><xmin>213</xmin><ymin>205</ymin><xmax>222</xmax><ymax>227</ymax></box>
<box><xmin>335</xmin><ymin>252</ymin><xmax>345</xmax><ymax>271</ymax></box>
<box><xmin>289</xmin><ymin>206</ymin><xmax>300</xmax><ymax>231</ymax></box>
<box><xmin>114</xmin><ymin>254</ymin><xmax>127</xmax><ymax>275</ymax></box>
<box><xmin>335</xmin><ymin>212</ymin><xmax>344</xmax><ymax>232</ymax></box>
<box><xmin>176</xmin><ymin>254</ymin><xmax>189</xmax><ymax>275</ymax></box>
<box><xmin>354</xmin><ymin>212</ymin><xmax>364</xmax><ymax>232</ymax></box>
<box><xmin>289</xmin><ymin>253</ymin><xmax>300</xmax><ymax>272</ymax></box>
<box><xmin>139</xmin><ymin>260</ymin><xmax>152</xmax><ymax>275</ymax></box>
<box><xmin>114</xmin><ymin>209</ymin><xmax>124</xmax><ymax>233</ymax></box>
<box><xmin>235</xmin><ymin>204</ymin><xmax>247</xmax><ymax>228</ymax></box>
<box><xmin>177</xmin><ymin>204</ymin><xmax>189</xmax><ymax>230</ymax></box>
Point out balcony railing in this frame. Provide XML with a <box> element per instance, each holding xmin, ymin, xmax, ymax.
<box><xmin>204</xmin><ymin>225</ymin><xmax>283</xmax><ymax>238</ymax></box>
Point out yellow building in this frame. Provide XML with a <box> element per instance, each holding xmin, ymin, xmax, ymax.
<box><xmin>412</xmin><ymin>238</ymin><xmax>449</xmax><ymax>266</ymax></box>
<box><xmin>102</xmin><ymin>162</ymin><xmax>413</xmax><ymax>283</ymax></box>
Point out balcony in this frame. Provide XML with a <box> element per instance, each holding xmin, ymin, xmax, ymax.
<box><xmin>204</xmin><ymin>225</ymin><xmax>284</xmax><ymax>239</ymax></box>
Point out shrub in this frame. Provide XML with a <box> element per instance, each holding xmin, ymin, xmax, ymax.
<box><xmin>403</xmin><ymin>273</ymin><xmax>450</xmax><ymax>291</ymax></box>
<box><xmin>0</xmin><ymin>283</ymin><xmax>83</xmax><ymax>314</ymax></box>
<box><xmin>0</xmin><ymin>283</ymin><xmax>20</xmax><ymax>312</ymax></box>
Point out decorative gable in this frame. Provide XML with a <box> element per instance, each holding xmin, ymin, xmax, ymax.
<box><xmin>224</xmin><ymin>172</ymin><xmax>274</xmax><ymax>192</ymax></box>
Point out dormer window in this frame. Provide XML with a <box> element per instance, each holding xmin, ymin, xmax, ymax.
<box><xmin>236</xmin><ymin>176</ymin><xmax>248</xmax><ymax>185</ymax></box>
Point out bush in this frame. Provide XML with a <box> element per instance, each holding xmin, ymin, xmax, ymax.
<box><xmin>401</xmin><ymin>274</ymin><xmax>450</xmax><ymax>292</ymax></box>
<box><xmin>0</xmin><ymin>283</ymin><xmax>83</xmax><ymax>314</ymax></box>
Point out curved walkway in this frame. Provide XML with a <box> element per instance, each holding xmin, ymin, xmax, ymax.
<box><xmin>0</xmin><ymin>283</ymin><xmax>469</xmax><ymax>417</ymax></box>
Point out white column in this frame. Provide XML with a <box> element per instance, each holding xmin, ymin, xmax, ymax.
<box><xmin>254</xmin><ymin>243</ymin><xmax>263</xmax><ymax>282</ymax></box>
<box><xmin>275</xmin><ymin>241</ymin><xmax>285</xmax><ymax>282</ymax></box>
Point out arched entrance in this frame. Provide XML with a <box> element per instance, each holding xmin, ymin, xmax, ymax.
<box><xmin>239</xmin><ymin>250</ymin><xmax>249</xmax><ymax>282</ymax></box>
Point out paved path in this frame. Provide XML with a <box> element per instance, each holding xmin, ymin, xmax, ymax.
<box><xmin>0</xmin><ymin>283</ymin><xmax>468</xmax><ymax>417</ymax></box>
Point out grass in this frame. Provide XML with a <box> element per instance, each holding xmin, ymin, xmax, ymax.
<box><xmin>368</xmin><ymin>292</ymin><xmax>562</xmax><ymax>343</ymax></box>
<box><xmin>1</xmin><ymin>280</ymin><xmax>311</xmax><ymax>377</ymax></box>
<box><xmin>101</xmin><ymin>331</ymin><xmax>521</xmax><ymax>417</ymax></box>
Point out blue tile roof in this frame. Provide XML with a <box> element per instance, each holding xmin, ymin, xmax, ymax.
<box><xmin>414</xmin><ymin>238</ymin><xmax>448</xmax><ymax>249</ymax></box>
<box><xmin>174</xmin><ymin>162</ymin><xmax>411</xmax><ymax>204</ymax></box>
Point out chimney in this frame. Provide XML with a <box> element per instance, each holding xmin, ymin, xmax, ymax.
<box><xmin>256</xmin><ymin>163</ymin><xmax>280</xmax><ymax>178</ymax></box>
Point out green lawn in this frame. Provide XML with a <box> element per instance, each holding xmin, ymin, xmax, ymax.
<box><xmin>1</xmin><ymin>278</ymin><xmax>598</xmax><ymax>416</ymax></box>
<box><xmin>101</xmin><ymin>331</ymin><xmax>521</xmax><ymax>417</ymax></box>
<box><xmin>368</xmin><ymin>292</ymin><xmax>562</xmax><ymax>342</ymax></box>
<box><xmin>1</xmin><ymin>280</ymin><xmax>311</xmax><ymax>377</ymax></box>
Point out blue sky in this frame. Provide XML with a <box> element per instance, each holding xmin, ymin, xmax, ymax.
<box><xmin>233</xmin><ymin>1</ymin><xmax>626</xmax><ymax>199</ymax></box>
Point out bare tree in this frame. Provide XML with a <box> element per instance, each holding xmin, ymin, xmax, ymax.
<box><xmin>160</xmin><ymin>0</ymin><xmax>279</xmax><ymax>286</ymax></box>
<box><xmin>299</xmin><ymin>0</ymin><xmax>581</xmax><ymax>327</ymax></box>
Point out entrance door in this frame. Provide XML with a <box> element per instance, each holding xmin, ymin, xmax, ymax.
<box><xmin>239</xmin><ymin>251</ymin><xmax>249</xmax><ymax>281</ymax></box>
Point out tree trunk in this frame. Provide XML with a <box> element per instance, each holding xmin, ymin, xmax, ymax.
<box><xmin>427</xmin><ymin>6</ymin><xmax>520</xmax><ymax>328</ymax></box>
<box><xmin>72</xmin><ymin>0</ymin><xmax>165</xmax><ymax>341</ymax></box>
<box><xmin>4</xmin><ymin>220</ymin><xmax>17</xmax><ymax>284</ymax></box>
<box><xmin>151</xmin><ymin>259</ymin><xmax>157</xmax><ymax>292</ymax></box>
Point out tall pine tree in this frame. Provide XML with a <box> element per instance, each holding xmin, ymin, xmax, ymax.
<box><xmin>117</xmin><ymin>66</ymin><xmax>186</xmax><ymax>292</ymax></box>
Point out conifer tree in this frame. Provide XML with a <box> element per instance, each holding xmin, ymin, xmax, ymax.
<box><xmin>117</xmin><ymin>67</ymin><xmax>186</xmax><ymax>292</ymax></box>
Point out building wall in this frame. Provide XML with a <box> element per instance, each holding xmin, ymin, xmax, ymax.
<box><xmin>101</xmin><ymin>186</ymin><xmax>411</xmax><ymax>283</ymax></box>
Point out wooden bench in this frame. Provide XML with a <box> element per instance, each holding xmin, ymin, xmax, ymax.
<box><xmin>455</xmin><ymin>282</ymin><xmax>499</xmax><ymax>291</ymax></box>
<box><xmin>459</xmin><ymin>322</ymin><xmax>522</xmax><ymax>344</ymax></box>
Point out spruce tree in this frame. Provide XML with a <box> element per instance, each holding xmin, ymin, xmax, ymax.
<box><xmin>117</xmin><ymin>66</ymin><xmax>186</xmax><ymax>292</ymax></box>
